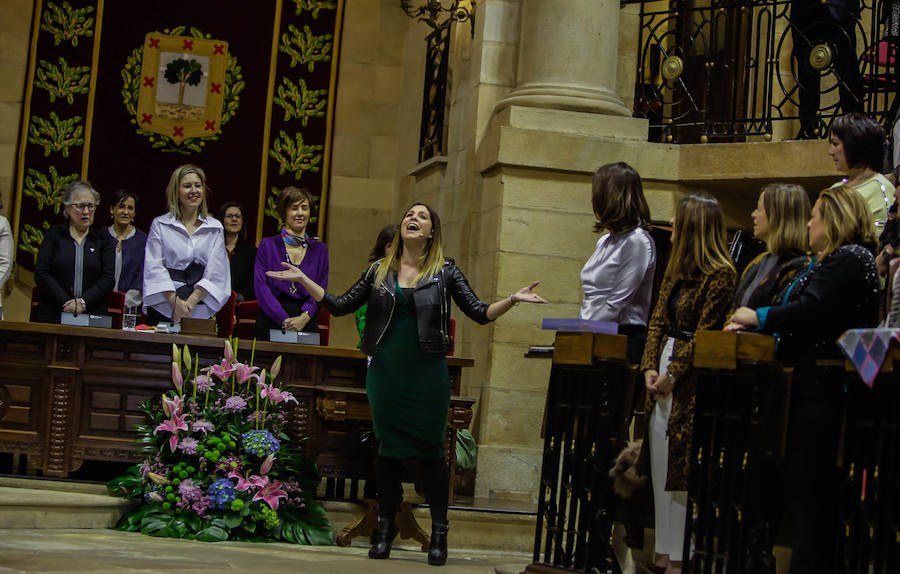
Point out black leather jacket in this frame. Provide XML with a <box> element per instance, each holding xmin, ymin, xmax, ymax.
<box><xmin>321</xmin><ymin>259</ymin><xmax>491</xmax><ymax>355</ymax></box>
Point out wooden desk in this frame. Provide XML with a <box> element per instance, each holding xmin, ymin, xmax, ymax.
<box><xmin>0</xmin><ymin>321</ymin><xmax>474</xmax><ymax>479</ymax></box>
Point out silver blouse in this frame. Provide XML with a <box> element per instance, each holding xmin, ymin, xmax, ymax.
<box><xmin>579</xmin><ymin>227</ymin><xmax>656</xmax><ymax>326</ymax></box>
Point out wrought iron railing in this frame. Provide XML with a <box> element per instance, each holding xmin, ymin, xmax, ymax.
<box><xmin>632</xmin><ymin>0</ymin><xmax>899</xmax><ymax>143</ymax></box>
<box><xmin>401</xmin><ymin>1</ymin><xmax>476</xmax><ymax>163</ymax></box>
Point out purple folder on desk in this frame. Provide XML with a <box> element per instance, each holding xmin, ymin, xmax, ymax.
<box><xmin>541</xmin><ymin>318</ymin><xmax>618</xmax><ymax>334</ymax></box>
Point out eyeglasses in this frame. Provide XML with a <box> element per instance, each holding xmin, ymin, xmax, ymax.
<box><xmin>68</xmin><ymin>203</ymin><xmax>98</xmax><ymax>212</ymax></box>
<box><xmin>224</xmin><ymin>213</ymin><xmax>243</xmax><ymax>219</ymax></box>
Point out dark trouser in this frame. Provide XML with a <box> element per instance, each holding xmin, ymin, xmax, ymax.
<box><xmin>254</xmin><ymin>294</ymin><xmax>319</xmax><ymax>341</ymax></box>
<box><xmin>375</xmin><ymin>457</ymin><xmax>449</xmax><ymax>526</ymax></box>
<box><xmin>791</xmin><ymin>5</ymin><xmax>861</xmax><ymax>137</ymax></box>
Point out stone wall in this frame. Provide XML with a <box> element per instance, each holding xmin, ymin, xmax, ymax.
<box><xmin>0</xmin><ymin>0</ymin><xmax>33</xmax><ymax>321</ymax></box>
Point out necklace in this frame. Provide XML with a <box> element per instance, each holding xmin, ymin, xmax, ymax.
<box><xmin>285</xmin><ymin>250</ymin><xmax>301</xmax><ymax>294</ymax></box>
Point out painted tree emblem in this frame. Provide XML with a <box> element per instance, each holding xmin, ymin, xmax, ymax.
<box><xmin>163</xmin><ymin>58</ymin><xmax>203</xmax><ymax>107</ymax></box>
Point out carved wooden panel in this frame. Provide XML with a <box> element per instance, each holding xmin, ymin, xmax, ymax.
<box><xmin>0</xmin><ymin>322</ymin><xmax>474</xmax><ymax>479</ymax></box>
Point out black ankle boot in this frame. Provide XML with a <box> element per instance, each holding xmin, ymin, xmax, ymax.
<box><xmin>427</xmin><ymin>521</ymin><xmax>449</xmax><ymax>565</ymax></box>
<box><xmin>368</xmin><ymin>518</ymin><xmax>398</xmax><ymax>559</ymax></box>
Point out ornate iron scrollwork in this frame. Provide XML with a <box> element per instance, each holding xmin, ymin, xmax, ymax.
<box><xmin>633</xmin><ymin>0</ymin><xmax>895</xmax><ymax>143</ymax></box>
<box><xmin>401</xmin><ymin>0</ymin><xmax>476</xmax><ymax>36</ymax></box>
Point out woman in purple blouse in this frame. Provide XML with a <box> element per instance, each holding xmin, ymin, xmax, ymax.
<box><xmin>253</xmin><ymin>186</ymin><xmax>328</xmax><ymax>340</ymax></box>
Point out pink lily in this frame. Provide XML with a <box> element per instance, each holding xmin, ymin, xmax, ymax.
<box><xmin>223</xmin><ymin>339</ymin><xmax>235</xmax><ymax>364</ymax></box>
<box><xmin>209</xmin><ymin>358</ymin><xmax>237</xmax><ymax>381</ymax></box>
<box><xmin>233</xmin><ymin>362</ymin><xmax>260</xmax><ymax>384</ymax></box>
<box><xmin>276</xmin><ymin>389</ymin><xmax>298</xmax><ymax>405</ymax></box>
<box><xmin>182</xmin><ymin>344</ymin><xmax>192</xmax><ymax>372</ymax></box>
<box><xmin>270</xmin><ymin>355</ymin><xmax>283</xmax><ymax>381</ymax></box>
<box><xmin>153</xmin><ymin>412</ymin><xmax>188</xmax><ymax>452</ymax></box>
<box><xmin>228</xmin><ymin>469</ymin><xmax>268</xmax><ymax>492</ymax></box>
<box><xmin>161</xmin><ymin>395</ymin><xmax>184</xmax><ymax>418</ymax></box>
<box><xmin>260</xmin><ymin>454</ymin><xmax>275</xmax><ymax>475</ymax></box>
<box><xmin>258</xmin><ymin>382</ymin><xmax>297</xmax><ymax>405</ymax></box>
<box><xmin>252</xmin><ymin>476</ymin><xmax>288</xmax><ymax>510</ymax></box>
<box><xmin>171</xmin><ymin>362</ymin><xmax>183</xmax><ymax>393</ymax></box>
<box><xmin>148</xmin><ymin>492</ymin><xmax>165</xmax><ymax>502</ymax></box>
<box><xmin>258</xmin><ymin>382</ymin><xmax>280</xmax><ymax>402</ymax></box>
<box><xmin>147</xmin><ymin>472</ymin><xmax>168</xmax><ymax>485</ymax></box>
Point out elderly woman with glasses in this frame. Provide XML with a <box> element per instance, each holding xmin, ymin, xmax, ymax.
<box><xmin>34</xmin><ymin>180</ymin><xmax>115</xmax><ymax>324</ymax></box>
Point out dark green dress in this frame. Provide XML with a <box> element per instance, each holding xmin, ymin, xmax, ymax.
<box><xmin>366</xmin><ymin>284</ymin><xmax>449</xmax><ymax>460</ymax></box>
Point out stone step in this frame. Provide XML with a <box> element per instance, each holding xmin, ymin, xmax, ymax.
<box><xmin>0</xmin><ymin>478</ymin><xmax>537</xmax><ymax>555</ymax></box>
<box><xmin>0</xmin><ymin>483</ymin><xmax>137</xmax><ymax>529</ymax></box>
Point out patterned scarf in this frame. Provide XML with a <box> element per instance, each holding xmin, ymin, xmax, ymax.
<box><xmin>281</xmin><ymin>227</ymin><xmax>308</xmax><ymax>248</ymax></box>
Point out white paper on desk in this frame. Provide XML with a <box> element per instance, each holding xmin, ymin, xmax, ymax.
<box><xmin>60</xmin><ymin>313</ymin><xmax>113</xmax><ymax>328</ymax></box>
<box><xmin>60</xmin><ymin>312</ymin><xmax>90</xmax><ymax>326</ymax></box>
<box><xmin>269</xmin><ymin>329</ymin><xmax>321</xmax><ymax>345</ymax></box>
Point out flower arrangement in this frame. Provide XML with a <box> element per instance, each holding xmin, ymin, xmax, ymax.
<box><xmin>107</xmin><ymin>340</ymin><xmax>331</xmax><ymax>544</ymax></box>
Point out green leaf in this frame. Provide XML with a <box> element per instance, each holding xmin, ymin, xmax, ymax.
<box><xmin>140</xmin><ymin>517</ymin><xmax>169</xmax><ymax>534</ymax></box>
<box><xmin>223</xmin><ymin>512</ymin><xmax>243</xmax><ymax>528</ymax></box>
<box><xmin>281</xmin><ymin>522</ymin><xmax>297</xmax><ymax>543</ymax></box>
<box><xmin>196</xmin><ymin>525</ymin><xmax>229</xmax><ymax>542</ymax></box>
<box><xmin>170</xmin><ymin>517</ymin><xmax>189</xmax><ymax>538</ymax></box>
<box><xmin>243</xmin><ymin>520</ymin><xmax>257</xmax><ymax>534</ymax></box>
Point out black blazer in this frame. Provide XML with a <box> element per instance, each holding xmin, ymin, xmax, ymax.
<box><xmin>229</xmin><ymin>239</ymin><xmax>256</xmax><ymax>302</ymax></box>
<box><xmin>34</xmin><ymin>224</ymin><xmax>115</xmax><ymax>323</ymax></box>
<box><xmin>321</xmin><ymin>259</ymin><xmax>491</xmax><ymax>356</ymax></box>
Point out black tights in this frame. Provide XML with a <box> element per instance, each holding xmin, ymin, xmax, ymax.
<box><xmin>375</xmin><ymin>457</ymin><xmax>449</xmax><ymax>526</ymax></box>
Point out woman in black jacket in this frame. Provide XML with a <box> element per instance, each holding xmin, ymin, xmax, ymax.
<box><xmin>267</xmin><ymin>203</ymin><xmax>546</xmax><ymax>566</ymax></box>
<box><xmin>728</xmin><ymin>185</ymin><xmax>880</xmax><ymax>574</ymax></box>
<box><xmin>216</xmin><ymin>201</ymin><xmax>256</xmax><ymax>302</ymax></box>
<box><xmin>34</xmin><ymin>180</ymin><xmax>115</xmax><ymax>324</ymax></box>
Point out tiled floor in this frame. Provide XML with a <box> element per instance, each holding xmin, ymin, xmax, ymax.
<box><xmin>0</xmin><ymin>528</ymin><xmax>532</xmax><ymax>574</ymax></box>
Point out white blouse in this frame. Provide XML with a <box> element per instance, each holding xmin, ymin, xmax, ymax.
<box><xmin>143</xmin><ymin>212</ymin><xmax>231</xmax><ymax>319</ymax></box>
<box><xmin>579</xmin><ymin>227</ymin><xmax>656</xmax><ymax>326</ymax></box>
<box><xmin>0</xmin><ymin>215</ymin><xmax>12</xmax><ymax>315</ymax></box>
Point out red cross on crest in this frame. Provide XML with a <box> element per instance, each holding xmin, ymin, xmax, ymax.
<box><xmin>141</xmin><ymin>113</ymin><xmax>152</xmax><ymax>125</ymax></box>
<box><xmin>210</xmin><ymin>83</ymin><xmax>222</xmax><ymax>94</ymax></box>
<box><xmin>173</xmin><ymin>126</ymin><xmax>184</xmax><ymax>137</ymax></box>
<box><xmin>182</xmin><ymin>39</ymin><xmax>194</xmax><ymax>51</ymax></box>
<box><xmin>142</xmin><ymin>77</ymin><xmax>155</xmax><ymax>88</ymax></box>
<box><xmin>214</xmin><ymin>44</ymin><xmax>224</xmax><ymax>55</ymax></box>
<box><xmin>204</xmin><ymin>120</ymin><xmax>216</xmax><ymax>131</ymax></box>
<box><xmin>148</xmin><ymin>38</ymin><xmax>160</xmax><ymax>49</ymax></box>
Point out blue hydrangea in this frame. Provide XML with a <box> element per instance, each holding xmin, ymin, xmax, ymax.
<box><xmin>242</xmin><ymin>430</ymin><xmax>280</xmax><ymax>458</ymax></box>
<box><xmin>207</xmin><ymin>478</ymin><xmax>236</xmax><ymax>510</ymax></box>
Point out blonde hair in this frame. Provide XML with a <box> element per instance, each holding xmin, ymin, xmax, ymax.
<box><xmin>166</xmin><ymin>164</ymin><xmax>209</xmax><ymax>220</ymax></box>
<box><xmin>815</xmin><ymin>185</ymin><xmax>876</xmax><ymax>257</ymax></box>
<box><xmin>374</xmin><ymin>203</ymin><xmax>445</xmax><ymax>287</ymax></box>
<box><xmin>665</xmin><ymin>194</ymin><xmax>735</xmax><ymax>281</ymax></box>
<box><xmin>760</xmin><ymin>183</ymin><xmax>811</xmax><ymax>256</ymax></box>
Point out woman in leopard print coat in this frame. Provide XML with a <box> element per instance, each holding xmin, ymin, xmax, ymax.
<box><xmin>638</xmin><ymin>194</ymin><xmax>737</xmax><ymax>574</ymax></box>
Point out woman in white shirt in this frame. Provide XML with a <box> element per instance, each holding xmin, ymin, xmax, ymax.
<box><xmin>580</xmin><ymin>162</ymin><xmax>657</xmax><ymax>363</ymax></box>
<box><xmin>0</xmin><ymin>195</ymin><xmax>13</xmax><ymax>320</ymax></box>
<box><xmin>143</xmin><ymin>164</ymin><xmax>231</xmax><ymax>324</ymax></box>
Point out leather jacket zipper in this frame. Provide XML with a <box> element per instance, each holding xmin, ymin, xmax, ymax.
<box><xmin>374</xmin><ymin>279</ymin><xmax>395</xmax><ymax>348</ymax></box>
<box><xmin>439</xmin><ymin>268</ymin><xmax>448</xmax><ymax>345</ymax></box>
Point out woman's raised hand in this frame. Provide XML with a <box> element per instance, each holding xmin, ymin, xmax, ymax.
<box><xmin>267</xmin><ymin>261</ymin><xmax>307</xmax><ymax>282</ymax></box>
<box><xmin>512</xmin><ymin>281</ymin><xmax>549</xmax><ymax>304</ymax></box>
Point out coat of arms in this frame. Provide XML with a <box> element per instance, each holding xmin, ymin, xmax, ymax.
<box><xmin>136</xmin><ymin>33</ymin><xmax>228</xmax><ymax>145</ymax></box>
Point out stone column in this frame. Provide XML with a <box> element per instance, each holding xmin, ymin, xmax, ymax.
<box><xmin>495</xmin><ymin>0</ymin><xmax>630</xmax><ymax>116</ymax></box>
